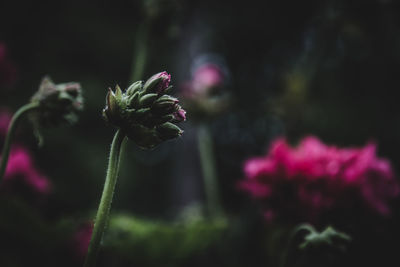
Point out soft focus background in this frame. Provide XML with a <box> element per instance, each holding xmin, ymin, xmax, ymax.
<box><xmin>1</xmin><ymin>0</ymin><xmax>400</xmax><ymax>266</ymax></box>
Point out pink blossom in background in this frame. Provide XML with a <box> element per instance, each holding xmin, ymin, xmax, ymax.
<box><xmin>0</xmin><ymin>109</ymin><xmax>12</xmax><ymax>137</ymax></box>
<box><xmin>0</xmin><ymin>42</ymin><xmax>17</xmax><ymax>87</ymax></box>
<box><xmin>1</xmin><ymin>109</ymin><xmax>51</xmax><ymax>195</ymax></box>
<box><xmin>239</xmin><ymin>136</ymin><xmax>400</xmax><ymax>223</ymax></box>
<box><xmin>73</xmin><ymin>222</ymin><xmax>93</xmax><ymax>258</ymax></box>
<box><xmin>1</xmin><ymin>146</ymin><xmax>52</xmax><ymax>194</ymax></box>
<box><xmin>182</xmin><ymin>63</ymin><xmax>224</xmax><ymax>98</ymax></box>
<box><xmin>192</xmin><ymin>64</ymin><xmax>224</xmax><ymax>89</ymax></box>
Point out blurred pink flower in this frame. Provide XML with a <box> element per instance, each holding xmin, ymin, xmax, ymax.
<box><xmin>73</xmin><ymin>222</ymin><xmax>93</xmax><ymax>258</ymax></box>
<box><xmin>0</xmin><ymin>42</ymin><xmax>17</xmax><ymax>87</ymax></box>
<box><xmin>1</xmin><ymin>108</ymin><xmax>51</xmax><ymax>195</ymax></box>
<box><xmin>239</xmin><ymin>136</ymin><xmax>400</xmax><ymax>223</ymax></box>
<box><xmin>182</xmin><ymin>63</ymin><xmax>224</xmax><ymax>98</ymax></box>
<box><xmin>180</xmin><ymin>62</ymin><xmax>230</xmax><ymax>119</ymax></box>
<box><xmin>1</xmin><ymin>146</ymin><xmax>52</xmax><ymax>194</ymax></box>
<box><xmin>0</xmin><ymin>109</ymin><xmax>12</xmax><ymax>138</ymax></box>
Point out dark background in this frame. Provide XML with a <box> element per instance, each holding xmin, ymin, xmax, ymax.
<box><xmin>1</xmin><ymin>0</ymin><xmax>400</xmax><ymax>266</ymax></box>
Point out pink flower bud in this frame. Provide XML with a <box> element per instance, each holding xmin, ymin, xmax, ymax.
<box><xmin>173</xmin><ymin>108</ymin><xmax>186</xmax><ymax>122</ymax></box>
<box><xmin>103</xmin><ymin>72</ymin><xmax>185</xmax><ymax>149</ymax></box>
<box><xmin>143</xmin><ymin>71</ymin><xmax>171</xmax><ymax>94</ymax></box>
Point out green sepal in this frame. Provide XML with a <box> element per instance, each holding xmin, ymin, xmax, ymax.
<box><xmin>143</xmin><ymin>76</ymin><xmax>163</xmax><ymax>94</ymax></box>
<box><xmin>156</xmin><ymin>122</ymin><xmax>183</xmax><ymax>141</ymax></box>
<box><xmin>127</xmin><ymin>91</ymin><xmax>140</xmax><ymax>108</ymax></box>
<box><xmin>139</xmin><ymin>93</ymin><xmax>158</xmax><ymax>108</ymax></box>
<box><xmin>154</xmin><ymin>114</ymin><xmax>175</xmax><ymax>124</ymax></box>
<box><xmin>126</xmin><ymin>81</ymin><xmax>143</xmax><ymax>95</ymax></box>
<box><xmin>163</xmin><ymin>85</ymin><xmax>174</xmax><ymax>95</ymax></box>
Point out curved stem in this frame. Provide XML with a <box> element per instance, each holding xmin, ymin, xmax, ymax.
<box><xmin>197</xmin><ymin>124</ymin><xmax>223</xmax><ymax>218</ymax></box>
<box><xmin>84</xmin><ymin>129</ymin><xmax>126</xmax><ymax>267</ymax></box>
<box><xmin>0</xmin><ymin>102</ymin><xmax>40</xmax><ymax>183</ymax></box>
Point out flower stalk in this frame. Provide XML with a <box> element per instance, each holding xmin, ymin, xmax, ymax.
<box><xmin>0</xmin><ymin>102</ymin><xmax>40</xmax><ymax>183</ymax></box>
<box><xmin>84</xmin><ymin>129</ymin><xmax>126</xmax><ymax>267</ymax></box>
<box><xmin>85</xmin><ymin>72</ymin><xmax>185</xmax><ymax>266</ymax></box>
<box><xmin>197</xmin><ymin>124</ymin><xmax>223</xmax><ymax>218</ymax></box>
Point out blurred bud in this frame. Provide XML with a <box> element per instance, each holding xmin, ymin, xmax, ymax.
<box><xmin>191</xmin><ymin>64</ymin><xmax>224</xmax><ymax>94</ymax></box>
<box><xmin>103</xmin><ymin>71</ymin><xmax>185</xmax><ymax>149</ymax></box>
<box><xmin>181</xmin><ymin>60</ymin><xmax>231</xmax><ymax>120</ymax></box>
<box><xmin>298</xmin><ymin>226</ymin><xmax>351</xmax><ymax>252</ymax></box>
<box><xmin>283</xmin><ymin>224</ymin><xmax>351</xmax><ymax>267</ymax></box>
<box><xmin>29</xmin><ymin>76</ymin><xmax>83</xmax><ymax>129</ymax></box>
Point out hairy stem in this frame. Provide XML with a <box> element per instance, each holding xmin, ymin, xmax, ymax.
<box><xmin>84</xmin><ymin>129</ymin><xmax>126</xmax><ymax>267</ymax></box>
<box><xmin>0</xmin><ymin>102</ymin><xmax>40</xmax><ymax>183</ymax></box>
<box><xmin>197</xmin><ymin>124</ymin><xmax>223</xmax><ymax>218</ymax></box>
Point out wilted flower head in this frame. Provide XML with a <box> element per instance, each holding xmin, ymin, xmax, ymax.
<box><xmin>103</xmin><ymin>71</ymin><xmax>186</xmax><ymax>149</ymax></box>
<box><xmin>181</xmin><ymin>62</ymin><xmax>230</xmax><ymax>119</ymax></box>
<box><xmin>29</xmin><ymin>76</ymin><xmax>83</xmax><ymax>129</ymax></box>
<box><xmin>0</xmin><ymin>42</ymin><xmax>17</xmax><ymax>87</ymax></box>
<box><xmin>1</xmin><ymin>146</ymin><xmax>51</xmax><ymax>194</ymax></box>
<box><xmin>239</xmin><ymin>136</ymin><xmax>400</xmax><ymax>224</ymax></box>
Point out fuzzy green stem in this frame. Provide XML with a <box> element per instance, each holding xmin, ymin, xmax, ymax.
<box><xmin>197</xmin><ymin>124</ymin><xmax>223</xmax><ymax>218</ymax></box>
<box><xmin>84</xmin><ymin>129</ymin><xmax>126</xmax><ymax>267</ymax></box>
<box><xmin>0</xmin><ymin>102</ymin><xmax>40</xmax><ymax>183</ymax></box>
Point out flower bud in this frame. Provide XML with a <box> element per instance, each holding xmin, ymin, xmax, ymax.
<box><xmin>138</xmin><ymin>93</ymin><xmax>158</xmax><ymax>108</ymax></box>
<box><xmin>156</xmin><ymin>122</ymin><xmax>183</xmax><ymax>141</ymax></box>
<box><xmin>102</xmin><ymin>71</ymin><xmax>185</xmax><ymax>149</ymax></box>
<box><xmin>180</xmin><ymin>61</ymin><xmax>231</xmax><ymax>120</ymax></box>
<box><xmin>173</xmin><ymin>108</ymin><xmax>186</xmax><ymax>122</ymax></box>
<box><xmin>142</xmin><ymin>71</ymin><xmax>171</xmax><ymax>95</ymax></box>
<box><xmin>30</xmin><ymin>76</ymin><xmax>83</xmax><ymax>128</ymax></box>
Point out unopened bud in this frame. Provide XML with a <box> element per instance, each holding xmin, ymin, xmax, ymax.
<box><xmin>139</xmin><ymin>93</ymin><xmax>158</xmax><ymax>108</ymax></box>
<box><xmin>102</xmin><ymin>71</ymin><xmax>185</xmax><ymax>149</ymax></box>
<box><xmin>173</xmin><ymin>108</ymin><xmax>186</xmax><ymax>122</ymax></box>
<box><xmin>156</xmin><ymin>122</ymin><xmax>183</xmax><ymax>141</ymax></box>
<box><xmin>142</xmin><ymin>71</ymin><xmax>171</xmax><ymax>94</ymax></box>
